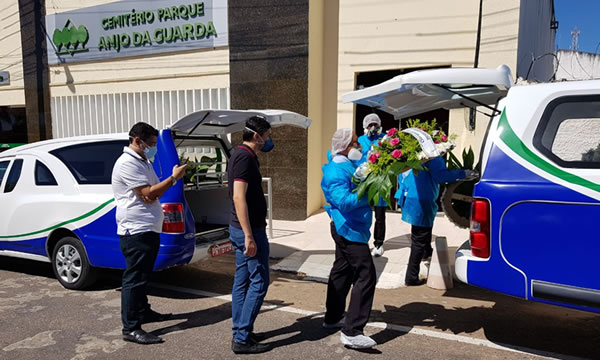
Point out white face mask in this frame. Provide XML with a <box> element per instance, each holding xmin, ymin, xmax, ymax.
<box><xmin>348</xmin><ymin>147</ymin><xmax>363</xmax><ymax>161</ymax></box>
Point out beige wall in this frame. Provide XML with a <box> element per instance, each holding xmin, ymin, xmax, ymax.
<box><xmin>47</xmin><ymin>0</ymin><xmax>229</xmax><ymax>98</ymax></box>
<box><xmin>0</xmin><ymin>0</ymin><xmax>26</xmax><ymax>106</ymax></box>
<box><xmin>307</xmin><ymin>0</ymin><xmax>339</xmax><ymax>216</ymax></box>
<box><xmin>334</xmin><ymin>0</ymin><xmax>520</xmax><ymax>167</ymax></box>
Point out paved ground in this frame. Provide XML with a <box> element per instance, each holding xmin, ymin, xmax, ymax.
<box><xmin>270</xmin><ymin>210</ymin><xmax>468</xmax><ymax>288</ymax></box>
<box><xmin>1</xmin><ymin>255</ymin><xmax>599</xmax><ymax>360</ymax></box>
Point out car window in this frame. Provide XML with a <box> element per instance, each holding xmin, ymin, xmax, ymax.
<box><xmin>35</xmin><ymin>160</ymin><xmax>58</xmax><ymax>186</ymax></box>
<box><xmin>4</xmin><ymin>159</ymin><xmax>23</xmax><ymax>193</ymax></box>
<box><xmin>0</xmin><ymin>160</ymin><xmax>9</xmax><ymax>185</ymax></box>
<box><xmin>534</xmin><ymin>96</ymin><xmax>600</xmax><ymax>168</ymax></box>
<box><xmin>176</xmin><ymin>139</ymin><xmax>227</xmax><ymax>186</ymax></box>
<box><xmin>50</xmin><ymin>140</ymin><xmax>129</xmax><ymax>184</ymax></box>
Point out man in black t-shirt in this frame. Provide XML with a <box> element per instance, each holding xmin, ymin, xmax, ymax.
<box><xmin>227</xmin><ymin>116</ymin><xmax>274</xmax><ymax>355</ymax></box>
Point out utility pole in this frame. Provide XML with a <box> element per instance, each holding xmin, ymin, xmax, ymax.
<box><xmin>18</xmin><ymin>0</ymin><xmax>52</xmax><ymax>142</ymax></box>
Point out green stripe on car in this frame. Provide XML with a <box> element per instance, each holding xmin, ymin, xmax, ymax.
<box><xmin>0</xmin><ymin>198</ymin><xmax>115</xmax><ymax>239</ymax></box>
<box><xmin>498</xmin><ymin>110</ymin><xmax>600</xmax><ymax>193</ymax></box>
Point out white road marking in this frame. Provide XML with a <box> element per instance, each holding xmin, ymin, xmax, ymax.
<box><xmin>151</xmin><ymin>282</ymin><xmax>585</xmax><ymax>360</ymax></box>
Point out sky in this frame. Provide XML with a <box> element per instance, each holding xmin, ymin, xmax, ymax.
<box><xmin>554</xmin><ymin>0</ymin><xmax>600</xmax><ymax>53</ymax></box>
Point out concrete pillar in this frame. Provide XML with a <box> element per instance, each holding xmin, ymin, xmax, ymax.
<box><xmin>18</xmin><ymin>0</ymin><xmax>52</xmax><ymax>142</ymax></box>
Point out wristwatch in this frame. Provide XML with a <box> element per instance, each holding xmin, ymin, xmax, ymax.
<box><xmin>170</xmin><ymin>176</ymin><xmax>177</xmax><ymax>186</ymax></box>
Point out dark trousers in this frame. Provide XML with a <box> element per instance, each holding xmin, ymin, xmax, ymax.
<box><xmin>373</xmin><ymin>206</ymin><xmax>386</xmax><ymax>247</ymax></box>
<box><xmin>405</xmin><ymin>225</ymin><xmax>433</xmax><ymax>283</ymax></box>
<box><xmin>325</xmin><ymin>222</ymin><xmax>376</xmax><ymax>337</ymax></box>
<box><xmin>119</xmin><ymin>231</ymin><xmax>160</xmax><ymax>334</ymax></box>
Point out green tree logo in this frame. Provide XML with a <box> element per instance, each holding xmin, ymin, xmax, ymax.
<box><xmin>53</xmin><ymin>19</ymin><xmax>89</xmax><ymax>55</ymax></box>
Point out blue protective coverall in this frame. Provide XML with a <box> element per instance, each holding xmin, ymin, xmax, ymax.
<box><xmin>321</xmin><ymin>157</ymin><xmax>373</xmax><ymax>243</ymax></box>
<box><xmin>395</xmin><ymin>156</ymin><xmax>466</xmax><ymax>227</ymax></box>
<box><xmin>321</xmin><ymin>155</ymin><xmax>376</xmax><ymax>337</ymax></box>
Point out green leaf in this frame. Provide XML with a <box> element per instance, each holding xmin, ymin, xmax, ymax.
<box><xmin>447</xmin><ymin>151</ymin><xmax>462</xmax><ymax>170</ymax></box>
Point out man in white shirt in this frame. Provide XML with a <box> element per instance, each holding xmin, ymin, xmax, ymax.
<box><xmin>111</xmin><ymin>122</ymin><xmax>186</xmax><ymax>345</ymax></box>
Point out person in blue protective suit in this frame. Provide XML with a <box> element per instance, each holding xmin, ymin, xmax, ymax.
<box><xmin>320</xmin><ymin>128</ymin><xmax>377</xmax><ymax>349</ymax></box>
<box><xmin>356</xmin><ymin>113</ymin><xmax>387</xmax><ymax>257</ymax></box>
<box><xmin>395</xmin><ymin>156</ymin><xmax>476</xmax><ymax>286</ymax></box>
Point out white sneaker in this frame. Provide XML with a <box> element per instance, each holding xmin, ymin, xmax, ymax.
<box><xmin>340</xmin><ymin>333</ymin><xmax>377</xmax><ymax>349</ymax></box>
<box><xmin>371</xmin><ymin>245</ymin><xmax>384</xmax><ymax>257</ymax></box>
<box><xmin>322</xmin><ymin>317</ymin><xmax>345</xmax><ymax>329</ymax></box>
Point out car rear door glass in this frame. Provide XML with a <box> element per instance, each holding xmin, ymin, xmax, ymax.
<box><xmin>4</xmin><ymin>159</ymin><xmax>23</xmax><ymax>193</ymax></box>
<box><xmin>50</xmin><ymin>140</ymin><xmax>128</xmax><ymax>184</ymax></box>
<box><xmin>35</xmin><ymin>160</ymin><xmax>58</xmax><ymax>186</ymax></box>
<box><xmin>534</xmin><ymin>95</ymin><xmax>600</xmax><ymax>168</ymax></box>
<box><xmin>0</xmin><ymin>160</ymin><xmax>9</xmax><ymax>185</ymax></box>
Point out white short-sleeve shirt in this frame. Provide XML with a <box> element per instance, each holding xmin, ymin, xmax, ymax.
<box><xmin>111</xmin><ymin>147</ymin><xmax>164</xmax><ymax>235</ymax></box>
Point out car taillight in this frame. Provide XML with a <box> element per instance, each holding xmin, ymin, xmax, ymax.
<box><xmin>162</xmin><ymin>203</ymin><xmax>184</xmax><ymax>233</ymax></box>
<box><xmin>470</xmin><ymin>199</ymin><xmax>490</xmax><ymax>258</ymax></box>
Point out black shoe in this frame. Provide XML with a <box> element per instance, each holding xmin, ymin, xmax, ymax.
<box><xmin>231</xmin><ymin>340</ymin><xmax>271</xmax><ymax>354</ymax></box>
<box><xmin>405</xmin><ymin>279</ymin><xmax>426</xmax><ymax>286</ymax></box>
<box><xmin>140</xmin><ymin>310</ymin><xmax>173</xmax><ymax>324</ymax></box>
<box><xmin>122</xmin><ymin>329</ymin><xmax>164</xmax><ymax>345</ymax></box>
<box><xmin>230</xmin><ymin>332</ymin><xmax>266</xmax><ymax>347</ymax></box>
<box><xmin>249</xmin><ymin>332</ymin><xmax>266</xmax><ymax>343</ymax></box>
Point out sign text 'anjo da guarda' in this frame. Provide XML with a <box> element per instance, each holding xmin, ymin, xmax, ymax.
<box><xmin>98</xmin><ymin>2</ymin><xmax>217</xmax><ymax>52</ymax></box>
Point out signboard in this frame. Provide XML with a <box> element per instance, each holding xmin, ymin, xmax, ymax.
<box><xmin>45</xmin><ymin>0</ymin><xmax>228</xmax><ymax>65</ymax></box>
<box><xmin>0</xmin><ymin>71</ymin><xmax>9</xmax><ymax>85</ymax></box>
<box><xmin>0</xmin><ymin>143</ymin><xmax>24</xmax><ymax>152</ymax></box>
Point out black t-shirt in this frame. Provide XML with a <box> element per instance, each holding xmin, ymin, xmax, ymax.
<box><xmin>228</xmin><ymin>144</ymin><xmax>267</xmax><ymax>229</ymax></box>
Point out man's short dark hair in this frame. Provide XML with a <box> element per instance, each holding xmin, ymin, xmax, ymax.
<box><xmin>129</xmin><ymin>122</ymin><xmax>159</xmax><ymax>143</ymax></box>
<box><xmin>243</xmin><ymin>116</ymin><xmax>271</xmax><ymax>141</ymax></box>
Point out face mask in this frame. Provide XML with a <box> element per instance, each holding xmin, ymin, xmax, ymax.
<box><xmin>140</xmin><ymin>139</ymin><xmax>157</xmax><ymax>160</ymax></box>
<box><xmin>245</xmin><ymin>126</ymin><xmax>275</xmax><ymax>152</ymax></box>
<box><xmin>365</xmin><ymin>125</ymin><xmax>381</xmax><ymax>137</ymax></box>
<box><xmin>348</xmin><ymin>147</ymin><xmax>363</xmax><ymax>161</ymax></box>
<box><xmin>261</xmin><ymin>138</ymin><xmax>275</xmax><ymax>152</ymax></box>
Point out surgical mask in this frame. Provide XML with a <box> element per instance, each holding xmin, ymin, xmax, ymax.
<box><xmin>140</xmin><ymin>139</ymin><xmax>157</xmax><ymax>160</ymax></box>
<box><xmin>245</xmin><ymin>126</ymin><xmax>275</xmax><ymax>153</ymax></box>
<box><xmin>348</xmin><ymin>147</ymin><xmax>363</xmax><ymax>161</ymax></box>
<box><xmin>365</xmin><ymin>125</ymin><xmax>381</xmax><ymax>137</ymax></box>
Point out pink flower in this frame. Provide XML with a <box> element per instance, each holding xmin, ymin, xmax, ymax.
<box><xmin>434</xmin><ymin>140</ymin><xmax>440</xmax><ymax>144</ymax></box>
<box><xmin>441</xmin><ymin>135</ymin><xmax>447</xmax><ymax>142</ymax></box>
<box><xmin>378</xmin><ymin>141</ymin><xmax>382</xmax><ymax>146</ymax></box>
<box><xmin>387</xmin><ymin>128</ymin><xmax>398</xmax><ymax>136</ymax></box>
<box><xmin>368</xmin><ymin>154</ymin><xmax>378</xmax><ymax>163</ymax></box>
<box><xmin>391</xmin><ymin>149</ymin><xmax>403</xmax><ymax>159</ymax></box>
<box><xmin>375</xmin><ymin>152</ymin><xmax>381</xmax><ymax>158</ymax></box>
<box><xmin>390</xmin><ymin>138</ymin><xmax>400</xmax><ymax>146</ymax></box>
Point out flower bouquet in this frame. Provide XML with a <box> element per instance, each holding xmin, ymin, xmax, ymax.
<box><xmin>353</xmin><ymin>119</ymin><xmax>456</xmax><ymax>207</ymax></box>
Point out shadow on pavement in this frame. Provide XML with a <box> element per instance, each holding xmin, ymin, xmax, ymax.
<box><xmin>371</xmin><ymin>294</ymin><xmax>600</xmax><ymax>359</ymax></box>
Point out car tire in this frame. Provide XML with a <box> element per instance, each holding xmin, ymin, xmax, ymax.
<box><xmin>51</xmin><ymin>237</ymin><xmax>97</xmax><ymax>290</ymax></box>
<box><xmin>441</xmin><ymin>180</ymin><xmax>477</xmax><ymax>229</ymax></box>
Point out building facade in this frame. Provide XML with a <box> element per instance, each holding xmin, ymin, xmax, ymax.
<box><xmin>0</xmin><ymin>0</ymin><xmax>556</xmax><ymax>220</ymax></box>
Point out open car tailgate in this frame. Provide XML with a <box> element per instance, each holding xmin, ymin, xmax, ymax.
<box><xmin>342</xmin><ymin>65</ymin><xmax>513</xmax><ymax>118</ymax></box>
<box><xmin>169</xmin><ymin>109</ymin><xmax>311</xmax><ymax>136</ymax></box>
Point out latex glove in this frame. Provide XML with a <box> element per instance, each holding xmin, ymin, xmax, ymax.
<box><xmin>463</xmin><ymin>170</ymin><xmax>479</xmax><ymax>180</ymax></box>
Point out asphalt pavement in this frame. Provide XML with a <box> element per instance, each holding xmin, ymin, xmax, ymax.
<box><xmin>1</xmin><ymin>255</ymin><xmax>599</xmax><ymax>360</ymax></box>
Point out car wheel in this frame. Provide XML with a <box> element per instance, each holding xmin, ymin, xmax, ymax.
<box><xmin>51</xmin><ymin>237</ymin><xmax>97</xmax><ymax>290</ymax></box>
<box><xmin>441</xmin><ymin>180</ymin><xmax>477</xmax><ymax>229</ymax></box>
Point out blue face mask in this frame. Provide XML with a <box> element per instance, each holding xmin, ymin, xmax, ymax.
<box><xmin>245</xmin><ymin>126</ymin><xmax>275</xmax><ymax>152</ymax></box>
<box><xmin>144</xmin><ymin>145</ymin><xmax>157</xmax><ymax>160</ymax></box>
<box><xmin>140</xmin><ymin>139</ymin><xmax>157</xmax><ymax>160</ymax></box>
<box><xmin>261</xmin><ymin>137</ymin><xmax>275</xmax><ymax>152</ymax></box>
